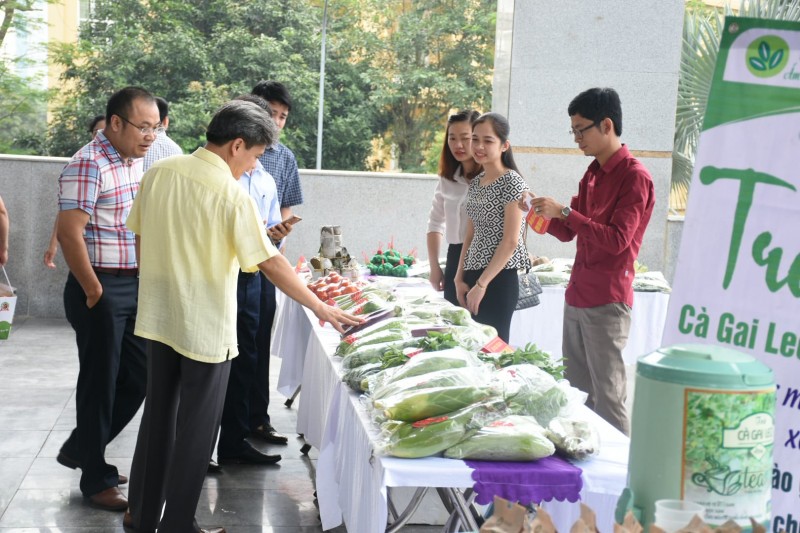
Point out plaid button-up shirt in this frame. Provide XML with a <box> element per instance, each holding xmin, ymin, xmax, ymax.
<box><xmin>258</xmin><ymin>141</ymin><xmax>303</xmax><ymax>208</ymax></box>
<box><xmin>58</xmin><ymin>132</ymin><xmax>141</xmax><ymax>268</ymax></box>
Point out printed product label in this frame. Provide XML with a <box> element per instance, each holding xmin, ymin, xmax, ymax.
<box><xmin>683</xmin><ymin>388</ymin><xmax>775</xmax><ymax>527</ymax></box>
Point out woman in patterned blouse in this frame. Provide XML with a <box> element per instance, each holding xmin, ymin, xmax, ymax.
<box><xmin>454</xmin><ymin>113</ymin><xmax>531</xmax><ymax>342</ymax></box>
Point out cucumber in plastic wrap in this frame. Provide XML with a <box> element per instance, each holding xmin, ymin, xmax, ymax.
<box><xmin>443</xmin><ymin>415</ymin><xmax>555</xmax><ymax>461</ymax></box>
<box><xmin>379</xmin><ymin>399</ymin><xmax>508</xmax><ymax>458</ymax></box>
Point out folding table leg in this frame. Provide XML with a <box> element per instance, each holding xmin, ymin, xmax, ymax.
<box><xmin>385</xmin><ymin>487</ymin><xmax>429</xmax><ymax>533</ymax></box>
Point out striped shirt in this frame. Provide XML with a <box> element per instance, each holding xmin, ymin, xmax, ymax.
<box><xmin>143</xmin><ymin>132</ymin><xmax>183</xmax><ymax>171</ymax></box>
<box><xmin>58</xmin><ymin>131</ymin><xmax>140</xmax><ymax>268</ymax></box>
<box><xmin>258</xmin><ymin>141</ymin><xmax>303</xmax><ymax>208</ymax></box>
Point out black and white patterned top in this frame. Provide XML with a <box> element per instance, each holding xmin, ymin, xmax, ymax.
<box><xmin>464</xmin><ymin>169</ymin><xmax>531</xmax><ymax>271</ymax></box>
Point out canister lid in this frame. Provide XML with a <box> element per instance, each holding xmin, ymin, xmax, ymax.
<box><xmin>637</xmin><ymin>344</ymin><xmax>774</xmax><ymax>389</ymax></box>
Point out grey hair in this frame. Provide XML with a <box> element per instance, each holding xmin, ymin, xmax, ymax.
<box><xmin>205</xmin><ymin>100</ymin><xmax>278</xmax><ymax>148</ymax></box>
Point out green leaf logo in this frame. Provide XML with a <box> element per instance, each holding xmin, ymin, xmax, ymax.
<box><xmin>746</xmin><ymin>35</ymin><xmax>789</xmax><ymax>78</ymax></box>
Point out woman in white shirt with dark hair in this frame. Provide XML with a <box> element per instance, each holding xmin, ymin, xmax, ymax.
<box><xmin>426</xmin><ymin>109</ymin><xmax>481</xmax><ymax>305</ymax></box>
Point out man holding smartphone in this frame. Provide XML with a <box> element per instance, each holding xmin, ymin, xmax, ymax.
<box><xmin>214</xmin><ymin>95</ymin><xmax>294</xmax><ymax>465</ymax></box>
<box><xmin>249</xmin><ymin>80</ymin><xmax>304</xmax><ymax>445</ymax></box>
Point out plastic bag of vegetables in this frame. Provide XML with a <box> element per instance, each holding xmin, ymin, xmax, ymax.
<box><xmin>546</xmin><ymin>417</ymin><xmax>600</xmax><ymax>461</ymax></box>
<box><xmin>336</xmin><ymin>319</ymin><xmax>409</xmax><ymax>356</ymax></box>
<box><xmin>372</xmin><ymin>367</ymin><xmax>496</xmax><ymax>422</ymax></box>
<box><xmin>491</xmin><ymin>365</ymin><xmax>586</xmax><ymax>426</ymax></box>
<box><xmin>366</xmin><ymin>347</ymin><xmax>484</xmax><ymax>394</ymax></box>
<box><xmin>443</xmin><ymin>415</ymin><xmax>555</xmax><ymax>461</ymax></box>
<box><xmin>342</xmin><ymin>362</ymin><xmax>383</xmax><ymax>392</ymax></box>
<box><xmin>340</xmin><ymin>339</ymin><xmax>419</xmax><ymax>370</ymax></box>
<box><xmin>378</xmin><ymin>398</ymin><xmax>508</xmax><ymax>458</ymax></box>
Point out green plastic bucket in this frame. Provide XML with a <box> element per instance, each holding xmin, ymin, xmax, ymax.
<box><xmin>627</xmin><ymin>344</ymin><xmax>774</xmax><ymax>529</ymax></box>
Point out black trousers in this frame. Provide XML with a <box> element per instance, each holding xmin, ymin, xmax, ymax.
<box><xmin>218</xmin><ymin>271</ymin><xmax>261</xmax><ymax>456</ymax></box>
<box><xmin>250</xmin><ymin>274</ymin><xmax>277</xmax><ymax>430</ymax></box>
<box><xmin>443</xmin><ymin>243</ymin><xmax>463</xmax><ymax>307</ymax></box>
<box><xmin>462</xmin><ymin>267</ymin><xmax>518</xmax><ymax>343</ymax></box>
<box><xmin>128</xmin><ymin>340</ymin><xmax>231</xmax><ymax>533</ymax></box>
<box><xmin>62</xmin><ymin>272</ymin><xmax>147</xmax><ymax>496</ymax></box>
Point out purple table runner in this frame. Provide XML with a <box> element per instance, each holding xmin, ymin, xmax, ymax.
<box><xmin>464</xmin><ymin>456</ymin><xmax>583</xmax><ymax>505</ymax></box>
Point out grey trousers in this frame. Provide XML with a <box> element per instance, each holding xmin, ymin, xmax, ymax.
<box><xmin>562</xmin><ymin>302</ymin><xmax>631</xmax><ymax>435</ymax></box>
<box><xmin>127</xmin><ymin>340</ymin><xmax>231</xmax><ymax>533</ymax></box>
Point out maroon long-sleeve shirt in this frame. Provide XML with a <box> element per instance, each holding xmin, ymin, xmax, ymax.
<box><xmin>547</xmin><ymin>145</ymin><xmax>655</xmax><ymax>308</ymax></box>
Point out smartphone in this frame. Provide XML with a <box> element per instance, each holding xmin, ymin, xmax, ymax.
<box><xmin>269</xmin><ymin>215</ymin><xmax>302</xmax><ymax>229</ymax></box>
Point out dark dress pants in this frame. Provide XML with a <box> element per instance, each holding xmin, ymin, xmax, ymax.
<box><xmin>127</xmin><ymin>340</ymin><xmax>231</xmax><ymax>533</ymax></box>
<box><xmin>218</xmin><ymin>271</ymin><xmax>261</xmax><ymax>456</ymax></box>
<box><xmin>442</xmin><ymin>243</ymin><xmax>463</xmax><ymax>307</ymax></box>
<box><xmin>62</xmin><ymin>272</ymin><xmax>147</xmax><ymax>497</ymax></box>
<box><xmin>249</xmin><ymin>274</ymin><xmax>277</xmax><ymax>430</ymax></box>
<box><xmin>461</xmin><ymin>267</ymin><xmax>518</xmax><ymax>343</ymax></box>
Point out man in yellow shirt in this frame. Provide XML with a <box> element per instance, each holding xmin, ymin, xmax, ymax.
<box><xmin>124</xmin><ymin>100</ymin><xmax>359</xmax><ymax>533</ymax></box>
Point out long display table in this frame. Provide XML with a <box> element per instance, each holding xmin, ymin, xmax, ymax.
<box><xmin>510</xmin><ymin>286</ymin><xmax>669</xmax><ymax>364</ymax></box>
<box><xmin>272</xmin><ymin>288</ymin><xmax>630</xmax><ymax>532</ymax></box>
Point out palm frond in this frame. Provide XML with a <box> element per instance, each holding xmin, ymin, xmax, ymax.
<box><xmin>671</xmin><ymin>0</ymin><xmax>800</xmax><ymax>207</ymax></box>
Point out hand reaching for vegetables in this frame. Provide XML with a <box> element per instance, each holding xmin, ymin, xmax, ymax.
<box><xmin>428</xmin><ymin>263</ymin><xmax>444</xmax><ymax>292</ymax></box>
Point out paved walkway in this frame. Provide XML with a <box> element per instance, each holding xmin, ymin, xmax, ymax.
<box><xmin>0</xmin><ymin>317</ymin><xmax>435</xmax><ymax>532</ymax></box>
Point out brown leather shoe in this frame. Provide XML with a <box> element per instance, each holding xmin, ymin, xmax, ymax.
<box><xmin>87</xmin><ymin>486</ymin><xmax>128</xmax><ymax>511</ymax></box>
<box><xmin>57</xmin><ymin>450</ymin><xmax>128</xmax><ymax>484</ymax></box>
<box><xmin>123</xmin><ymin>510</ymin><xmax>156</xmax><ymax>533</ymax></box>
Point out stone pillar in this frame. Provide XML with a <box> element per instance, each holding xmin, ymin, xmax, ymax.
<box><xmin>493</xmin><ymin>0</ymin><xmax>685</xmax><ymax>271</ymax></box>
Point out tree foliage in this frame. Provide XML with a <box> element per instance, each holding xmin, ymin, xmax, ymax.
<box><xmin>0</xmin><ymin>0</ymin><xmax>49</xmax><ymax>154</ymax></box>
<box><xmin>45</xmin><ymin>0</ymin><xmax>496</xmax><ymax>172</ymax></box>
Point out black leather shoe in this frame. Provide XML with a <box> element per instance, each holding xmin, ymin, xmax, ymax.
<box><xmin>251</xmin><ymin>424</ymin><xmax>289</xmax><ymax>445</ymax></box>
<box><xmin>207</xmin><ymin>459</ymin><xmax>222</xmax><ymax>473</ymax></box>
<box><xmin>218</xmin><ymin>446</ymin><xmax>281</xmax><ymax>465</ymax></box>
<box><xmin>57</xmin><ymin>450</ymin><xmax>128</xmax><ymax>484</ymax></box>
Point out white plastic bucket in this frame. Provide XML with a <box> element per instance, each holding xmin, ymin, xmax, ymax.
<box><xmin>654</xmin><ymin>499</ymin><xmax>706</xmax><ymax>532</ymax></box>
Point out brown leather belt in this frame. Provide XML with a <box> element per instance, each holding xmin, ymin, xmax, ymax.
<box><xmin>93</xmin><ymin>267</ymin><xmax>139</xmax><ymax>277</ymax></box>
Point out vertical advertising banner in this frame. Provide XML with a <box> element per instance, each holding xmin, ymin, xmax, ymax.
<box><xmin>662</xmin><ymin>17</ymin><xmax>800</xmax><ymax>531</ymax></box>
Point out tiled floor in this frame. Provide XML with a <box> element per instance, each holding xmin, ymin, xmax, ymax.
<box><xmin>0</xmin><ymin>317</ymin><xmax>439</xmax><ymax>532</ymax></box>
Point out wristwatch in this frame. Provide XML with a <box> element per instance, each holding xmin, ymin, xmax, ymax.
<box><xmin>561</xmin><ymin>205</ymin><xmax>572</xmax><ymax>219</ymax></box>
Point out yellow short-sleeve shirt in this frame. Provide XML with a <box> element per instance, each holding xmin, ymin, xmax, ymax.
<box><xmin>127</xmin><ymin>147</ymin><xmax>279</xmax><ymax>363</ymax></box>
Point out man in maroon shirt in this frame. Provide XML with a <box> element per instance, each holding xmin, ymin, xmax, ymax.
<box><xmin>524</xmin><ymin>87</ymin><xmax>655</xmax><ymax>435</ymax></box>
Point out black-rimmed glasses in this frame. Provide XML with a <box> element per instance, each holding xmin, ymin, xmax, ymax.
<box><xmin>118</xmin><ymin>115</ymin><xmax>165</xmax><ymax>136</ymax></box>
<box><xmin>569</xmin><ymin>122</ymin><xmax>598</xmax><ymax>140</ymax></box>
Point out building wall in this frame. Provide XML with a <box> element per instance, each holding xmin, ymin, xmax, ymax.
<box><xmin>492</xmin><ymin>0</ymin><xmax>685</xmax><ymax>271</ymax></box>
<box><xmin>0</xmin><ymin>155</ymin><xmax>682</xmax><ymax>319</ymax></box>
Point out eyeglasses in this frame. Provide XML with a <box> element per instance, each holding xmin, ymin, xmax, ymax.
<box><xmin>569</xmin><ymin>122</ymin><xmax>598</xmax><ymax>140</ymax></box>
<box><xmin>117</xmin><ymin>115</ymin><xmax>165</xmax><ymax>136</ymax></box>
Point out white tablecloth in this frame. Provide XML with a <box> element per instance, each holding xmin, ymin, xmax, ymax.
<box><xmin>510</xmin><ymin>286</ymin><xmax>669</xmax><ymax>364</ymax></box>
<box><xmin>273</xmin><ymin>295</ymin><xmax>630</xmax><ymax>533</ymax></box>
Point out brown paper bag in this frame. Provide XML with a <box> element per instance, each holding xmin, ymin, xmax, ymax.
<box><xmin>480</xmin><ymin>495</ymin><xmax>529</xmax><ymax>533</ymax></box>
<box><xmin>530</xmin><ymin>506</ymin><xmax>557</xmax><ymax>533</ymax></box>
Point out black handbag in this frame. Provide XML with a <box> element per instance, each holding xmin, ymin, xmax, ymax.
<box><xmin>516</xmin><ymin>269</ymin><xmax>542</xmax><ymax>310</ymax></box>
<box><xmin>515</xmin><ymin>224</ymin><xmax>542</xmax><ymax>310</ymax></box>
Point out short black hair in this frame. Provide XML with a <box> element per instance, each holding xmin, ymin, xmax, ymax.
<box><xmin>206</xmin><ymin>100</ymin><xmax>278</xmax><ymax>148</ymax></box>
<box><xmin>233</xmin><ymin>94</ymin><xmax>273</xmax><ymax>115</ymax></box>
<box><xmin>251</xmin><ymin>80</ymin><xmax>292</xmax><ymax>112</ymax></box>
<box><xmin>568</xmin><ymin>87</ymin><xmax>622</xmax><ymax>136</ymax></box>
<box><xmin>88</xmin><ymin>114</ymin><xmax>105</xmax><ymax>134</ymax></box>
<box><xmin>154</xmin><ymin>96</ymin><xmax>169</xmax><ymax>122</ymax></box>
<box><xmin>105</xmin><ymin>86</ymin><xmax>155</xmax><ymax>124</ymax></box>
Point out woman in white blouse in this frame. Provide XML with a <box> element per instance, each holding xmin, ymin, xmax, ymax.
<box><xmin>426</xmin><ymin>109</ymin><xmax>481</xmax><ymax>305</ymax></box>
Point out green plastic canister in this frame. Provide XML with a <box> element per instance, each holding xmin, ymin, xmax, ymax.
<box><xmin>627</xmin><ymin>344</ymin><xmax>775</xmax><ymax>529</ymax></box>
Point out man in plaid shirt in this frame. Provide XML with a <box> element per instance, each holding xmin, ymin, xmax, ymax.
<box><xmin>56</xmin><ymin>86</ymin><xmax>160</xmax><ymax>511</ymax></box>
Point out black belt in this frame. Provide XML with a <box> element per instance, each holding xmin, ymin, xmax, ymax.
<box><xmin>93</xmin><ymin>267</ymin><xmax>139</xmax><ymax>277</ymax></box>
